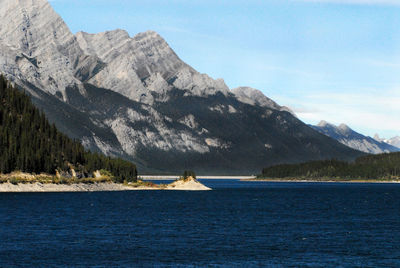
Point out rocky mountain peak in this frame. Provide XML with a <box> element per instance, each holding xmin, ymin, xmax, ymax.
<box><xmin>388</xmin><ymin>136</ymin><xmax>400</xmax><ymax>148</ymax></box>
<box><xmin>76</xmin><ymin>29</ymin><xmax>131</xmax><ymax>60</ymax></box>
<box><xmin>338</xmin><ymin>123</ymin><xmax>351</xmax><ymax>133</ymax></box>
<box><xmin>0</xmin><ymin>0</ymin><xmax>68</xmax><ymax>54</ymax></box>
<box><xmin>0</xmin><ymin>0</ymin><xmax>103</xmax><ymax>98</ymax></box>
<box><xmin>232</xmin><ymin>87</ymin><xmax>295</xmax><ymax>115</ymax></box>
<box><xmin>75</xmin><ymin>27</ymin><xmax>232</xmax><ymax>103</ymax></box>
<box><xmin>76</xmin><ymin>29</ymin><xmax>188</xmax><ymax>79</ymax></box>
<box><xmin>374</xmin><ymin>134</ymin><xmax>400</xmax><ymax>149</ymax></box>
<box><xmin>312</xmin><ymin>121</ymin><xmax>400</xmax><ymax>154</ymax></box>
<box><xmin>232</xmin><ymin>87</ymin><xmax>281</xmax><ymax>110</ymax></box>
<box><xmin>317</xmin><ymin>120</ymin><xmax>329</xmax><ymax>127</ymax></box>
<box><xmin>373</xmin><ymin>134</ymin><xmax>383</xmax><ymax>142</ymax></box>
<box><xmin>132</xmin><ymin>30</ymin><xmax>162</xmax><ymax>42</ymax></box>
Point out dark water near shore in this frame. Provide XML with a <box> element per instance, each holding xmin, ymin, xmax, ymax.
<box><xmin>1</xmin><ymin>180</ymin><xmax>400</xmax><ymax>267</ymax></box>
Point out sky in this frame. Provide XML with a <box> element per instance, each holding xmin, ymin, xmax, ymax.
<box><xmin>50</xmin><ymin>0</ymin><xmax>400</xmax><ymax>138</ymax></box>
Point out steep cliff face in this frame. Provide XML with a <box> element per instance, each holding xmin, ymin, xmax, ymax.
<box><xmin>0</xmin><ymin>0</ymin><xmax>103</xmax><ymax>99</ymax></box>
<box><xmin>312</xmin><ymin>121</ymin><xmax>399</xmax><ymax>154</ymax></box>
<box><xmin>0</xmin><ymin>0</ymin><xmax>364</xmax><ymax>174</ymax></box>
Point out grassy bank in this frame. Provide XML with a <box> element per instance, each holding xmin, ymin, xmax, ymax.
<box><xmin>0</xmin><ymin>172</ymin><xmax>113</xmax><ymax>185</ymax></box>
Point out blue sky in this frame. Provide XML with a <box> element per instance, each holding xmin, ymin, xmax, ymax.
<box><xmin>50</xmin><ymin>0</ymin><xmax>400</xmax><ymax>138</ymax></box>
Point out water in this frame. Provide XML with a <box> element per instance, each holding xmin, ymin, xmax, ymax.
<box><xmin>1</xmin><ymin>180</ymin><xmax>400</xmax><ymax>267</ymax></box>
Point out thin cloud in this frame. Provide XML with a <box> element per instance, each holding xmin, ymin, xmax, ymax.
<box><xmin>277</xmin><ymin>88</ymin><xmax>400</xmax><ymax>137</ymax></box>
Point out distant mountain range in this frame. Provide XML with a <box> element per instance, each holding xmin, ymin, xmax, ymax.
<box><xmin>374</xmin><ymin>135</ymin><xmax>400</xmax><ymax>149</ymax></box>
<box><xmin>0</xmin><ymin>0</ymin><xmax>363</xmax><ymax>174</ymax></box>
<box><xmin>311</xmin><ymin>121</ymin><xmax>400</xmax><ymax>154</ymax></box>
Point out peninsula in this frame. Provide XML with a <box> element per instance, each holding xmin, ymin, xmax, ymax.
<box><xmin>0</xmin><ymin>173</ymin><xmax>211</xmax><ymax>192</ymax></box>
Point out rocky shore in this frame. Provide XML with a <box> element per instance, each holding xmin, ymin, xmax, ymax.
<box><xmin>165</xmin><ymin>177</ymin><xmax>212</xmax><ymax>191</ymax></box>
<box><xmin>0</xmin><ymin>177</ymin><xmax>211</xmax><ymax>192</ymax></box>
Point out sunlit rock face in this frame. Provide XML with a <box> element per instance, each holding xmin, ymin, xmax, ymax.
<box><xmin>232</xmin><ymin>87</ymin><xmax>295</xmax><ymax>115</ymax></box>
<box><xmin>0</xmin><ymin>0</ymin><xmax>103</xmax><ymax>99</ymax></box>
<box><xmin>76</xmin><ymin>30</ymin><xmax>230</xmax><ymax>104</ymax></box>
<box><xmin>0</xmin><ymin>0</ymin><xmax>364</xmax><ymax>174</ymax></box>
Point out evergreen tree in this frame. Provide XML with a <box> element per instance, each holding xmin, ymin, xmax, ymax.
<box><xmin>260</xmin><ymin>152</ymin><xmax>400</xmax><ymax>180</ymax></box>
<box><xmin>0</xmin><ymin>75</ymin><xmax>137</xmax><ymax>182</ymax></box>
<box><xmin>182</xmin><ymin>170</ymin><xmax>196</xmax><ymax>179</ymax></box>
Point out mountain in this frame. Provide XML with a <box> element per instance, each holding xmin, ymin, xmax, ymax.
<box><xmin>0</xmin><ymin>75</ymin><xmax>137</xmax><ymax>181</ymax></box>
<box><xmin>0</xmin><ymin>0</ymin><xmax>102</xmax><ymax>98</ymax></box>
<box><xmin>387</xmin><ymin>137</ymin><xmax>400</xmax><ymax>148</ymax></box>
<box><xmin>374</xmin><ymin>135</ymin><xmax>400</xmax><ymax>149</ymax></box>
<box><xmin>0</xmin><ymin>0</ymin><xmax>364</xmax><ymax>174</ymax></box>
<box><xmin>312</xmin><ymin>121</ymin><xmax>399</xmax><ymax>154</ymax></box>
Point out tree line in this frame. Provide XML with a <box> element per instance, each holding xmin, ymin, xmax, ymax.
<box><xmin>260</xmin><ymin>152</ymin><xmax>400</xmax><ymax>180</ymax></box>
<box><xmin>0</xmin><ymin>75</ymin><xmax>137</xmax><ymax>182</ymax></box>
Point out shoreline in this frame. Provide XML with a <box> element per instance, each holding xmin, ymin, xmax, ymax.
<box><xmin>0</xmin><ymin>179</ymin><xmax>212</xmax><ymax>193</ymax></box>
<box><xmin>243</xmin><ymin>179</ymin><xmax>400</xmax><ymax>184</ymax></box>
<box><xmin>0</xmin><ymin>182</ymin><xmax>155</xmax><ymax>193</ymax></box>
<box><xmin>141</xmin><ymin>175</ymin><xmax>256</xmax><ymax>180</ymax></box>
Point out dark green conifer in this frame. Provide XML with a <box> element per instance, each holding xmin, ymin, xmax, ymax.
<box><xmin>0</xmin><ymin>75</ymin><xmax>137</xmax><ymax>182</ymax></box>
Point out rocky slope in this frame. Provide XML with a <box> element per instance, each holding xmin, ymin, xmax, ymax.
<box><xmin>312</xmin><ymin>121</ymin><xmax>399</xmax><ymax>154</ymax></box>
<box><xmin>0</xmin><ymin>0</ymin><xmax>364</xmax><ymax>174</ymax></box>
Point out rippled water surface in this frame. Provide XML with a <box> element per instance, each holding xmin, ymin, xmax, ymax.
<box><xmin>1</xmin><ymin>180</ymin><xmax>400</xmax><ymax>267</ymax></box>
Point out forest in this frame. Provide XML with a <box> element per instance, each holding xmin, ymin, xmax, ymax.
<box><xmin>0</xmin><ymin>75</ymin><xmax>137</xmax><ymax>182</ymax></box>
<box><xmin>260</xmin><ymin>152</ymin><xmax>400</xmax><ymax>180</ymax></box>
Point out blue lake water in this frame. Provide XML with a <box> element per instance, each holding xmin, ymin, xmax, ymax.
<box><xmin>1</xmin><ymin>180</ymin><xmax>400</xmax><ymax>267</ymax></box>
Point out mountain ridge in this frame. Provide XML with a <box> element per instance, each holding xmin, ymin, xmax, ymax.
<box><xmin>0</xmin><ymin>0</ymin><xmax>103</xmax><ymax>94</ymax></box>
<box><xmin>374</xmin><ymin>134</ymin><xmax>400</xmax><ymax>149</ymax></box>
<box><xmin>312</xmin><ymin>121</ymin><xmax>399</xmax><ymax>154</ymax></box>
<box><xmin>0</xmin><ymin>0</ymin><xmax>364</xmax><ymax>174</ymax></box>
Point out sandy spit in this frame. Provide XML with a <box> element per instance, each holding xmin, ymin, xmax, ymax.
<box><xmin>0</xmin><ymin>179</ymin><xmax>212</xmax><ymax>193</ymax></box>
<box><xmin>165</xmin><ymin>178</ymin><xmax>212</xmax><ymax>191</ymax></box>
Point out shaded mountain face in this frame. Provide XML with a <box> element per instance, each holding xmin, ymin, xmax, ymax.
<box><xmin>312</xmin><ymin>121</ymin><xmax>400</xmax><ymax>154</ymax></box>
<box><xmin>0</xmin><ymin>0</ymin><xmax>364</xmax><ymax>174</ymax></box>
